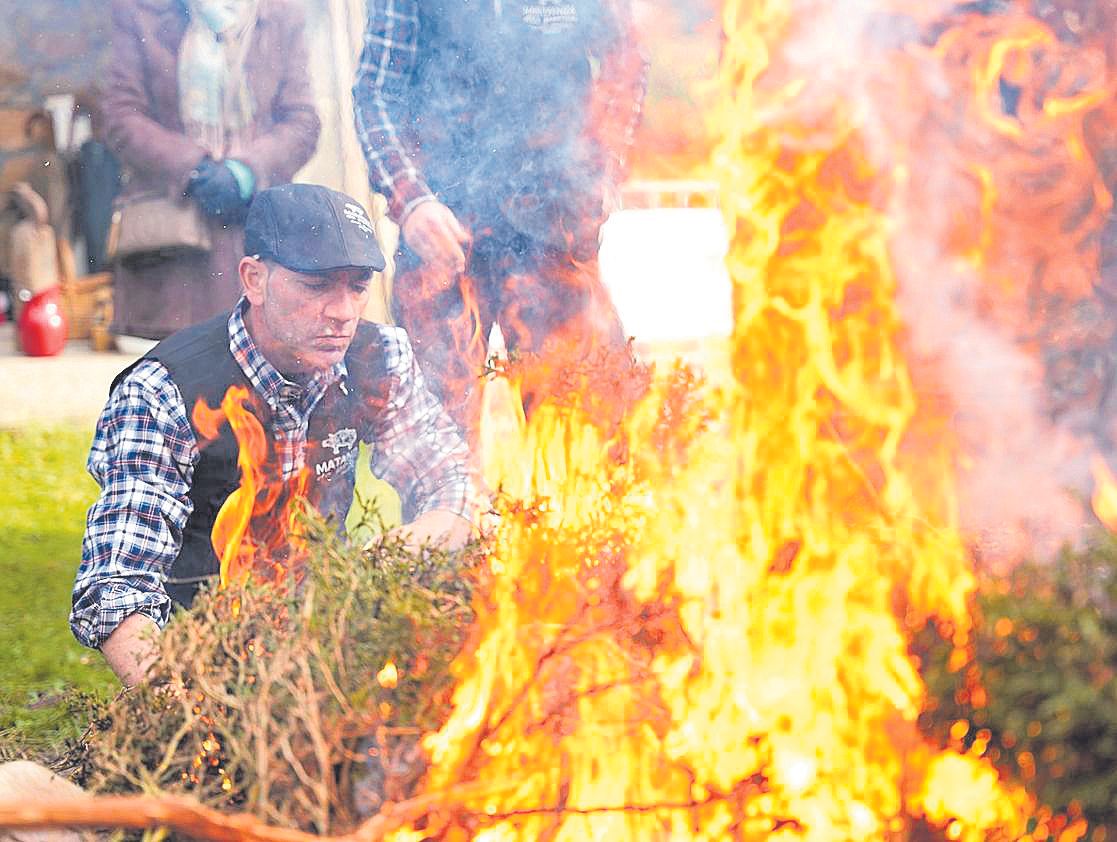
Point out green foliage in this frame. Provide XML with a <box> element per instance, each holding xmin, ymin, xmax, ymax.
<box><xmin>920</xmin><ymin>534</ymin><xmax>1117</xmax><ymax>833</ymax></box>
<box><xmin>0</xmin><ymin>427</ymin><xmax>115</xmax><ymax>750</ymax></box>
<box><xmin>83</xmin><ymin>516</ymin><xmax>477</xmax><ymax>834</ymax></box>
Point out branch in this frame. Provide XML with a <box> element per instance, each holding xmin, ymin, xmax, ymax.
<box><xmin>0</xmin><ymin>780</ymin><xmax>500</xmax><ymax>842</ymax></box>
<box><xmin>0</xmin><ymin>795</ymin><xmax>318</xmax><ymax>842</ymax></box>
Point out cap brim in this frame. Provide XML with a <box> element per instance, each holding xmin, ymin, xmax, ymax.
<box><xmin>261</xmin><ymin>251</ymin><xmax>386</xmax><ymax>275</ymax></box>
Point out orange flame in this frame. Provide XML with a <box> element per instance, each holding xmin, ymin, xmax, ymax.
<box><xmin>393</xmin><ymin>259</ymin><xmax>488</xmax><ymax>445</ymax></box>
<box><xmin>192</xmin><ymin>386</ymin><xmax>309</xmax><ymax>589</ymax></box>
<box><xmin>885</xmin><ymin>4</ymin><xmax>1114</xmax><ymax>561</ymax></box>
<box><xmin>628</xmin><ymin>0</ymin><xmax>721</xmax><ymax>179</ymax></box>
<box><xmin>1090</xmin><ymin>455</ymin><xmax>1117</xmax><ymax>532</ymax></box>
<box><xmin>373</xmin><ymin>1</ymin><xmax>1069</xmax><ymax>839</ymax></box>
<box><xmin>930</xmin><ymin>11</ymin><xmax>1111</xmax><ymax>311</ymax></box>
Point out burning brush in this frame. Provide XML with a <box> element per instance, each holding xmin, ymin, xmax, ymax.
<box><xmin>8</xmin><ymin>0</ymin><xmax>1117</xmax><ymax>840</ymax></box>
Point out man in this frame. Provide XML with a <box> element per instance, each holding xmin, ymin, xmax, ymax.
<box><xmin>352</xmin><ymin>0</ymin><xmax>649</xmax><ymax>442</ymax></box>
<box><xmin>71</xmin><ymin>184</ymin><xmax>482</xmax><ymax>686</ymax></box>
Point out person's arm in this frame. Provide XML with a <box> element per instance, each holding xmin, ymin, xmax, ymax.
<box><xmin>234</xmin><ymin>1</ymin><xmax>321</xmax><ymax>190</ymax></box>
<box><xmin>101</xmin><ymin>0</ymin><xmax>208</xmax><ymax>193</ymax></box>
<box><xmin>352</xmin><ymin>0</ymin><xmax>470</xmax><ymax>269</ymax></box>
<box><xmin>100</xmin><ymin>613</ymin><xmax>160</xmax><ymax>687</ymax></box>
<box><xmin>352</xmin><ymin>0</ymin><xmax>437</xmax><ymax>224</ymax></box>
<box><xmin>366</xmin><ymin>327</ymin><xmax>485</xmax><ymax>550</ymax></box>
<box><xmin>587</xmin><ymin>0</ymin><xmax>651</xmax><ymax>186</ymax></box>
<box><xmin>70</xmin><ymin>360</ymin><xmax>198</xmax><ymax>686</ymax></box>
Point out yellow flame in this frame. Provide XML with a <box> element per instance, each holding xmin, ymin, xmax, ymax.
<box><xmin>387</xmin><ymin>1</ymin><xmax>1042</xmax><ymax>839</ymax></box>
<box><xmin>1091</xmin><ymin>455</ymin><xmax>1117</xmax><ymax>532</ymax></box>
<box><xmin>377</xmin><ymin>660</ymin><xmax>400</xmax><ymax>690</ymax></box>
<box><xmin>913</xmin><ymin>752</ymin><xmax>1030</xmax><ymax>842</ymax></box>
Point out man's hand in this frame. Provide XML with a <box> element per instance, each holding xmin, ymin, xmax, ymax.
<box><xmin>401</xmin><ymin>200</ymin><xmax>470</xmax><ymax>276</ymax></box>
<box><xmin>100</xmin><ymin>613</ymin><xmax>160</xmax><ymax>687</ymax></box>
<box><xmin>383</xmin><ymin>509</ymin><xmax>476</xmax><ymax>553</ymax></box>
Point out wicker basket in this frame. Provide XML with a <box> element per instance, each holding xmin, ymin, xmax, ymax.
<box><xmin>60</xmin><ymin>272</ymin><xmax>112</xmax><ymax>341</ymax></box>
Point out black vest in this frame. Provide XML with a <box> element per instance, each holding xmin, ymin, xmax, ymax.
<box><xmin>112</xmin><ymin>312</ymin><xmax>390</xmax><ymax>607</ymax></box>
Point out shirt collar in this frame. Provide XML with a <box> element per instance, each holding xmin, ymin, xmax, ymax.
<box><xmin>227</xmin><ymin>297</ymin><xmax>347</xmax><ymax>412</ymax></box>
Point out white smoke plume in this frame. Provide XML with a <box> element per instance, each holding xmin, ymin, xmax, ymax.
<box><xmin>747</xmin><ymin>0</ymin><xmax>1108</xmax><ymax>561</ymax></box>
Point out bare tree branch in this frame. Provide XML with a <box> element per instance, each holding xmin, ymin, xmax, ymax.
<box><xmin>0</xmin><ymin>782</ymin><xmax>494</xmax><ymax>842</ymax></box>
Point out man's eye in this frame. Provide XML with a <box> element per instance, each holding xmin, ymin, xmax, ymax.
<box><xmin>352</xmin><ymin>283</ymin><xmax>370</xmax><ymax>294</ymax></box>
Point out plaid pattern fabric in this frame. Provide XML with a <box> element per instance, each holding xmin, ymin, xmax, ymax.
<box><xmin>71</xmin><ymin>357</ymin><xmax>195</xmax><ymax>650</ymax></box>
<box><xmin>352</xmin><ymin>0</ymin><xmax>430</xmax><ymax>223</ymax></box>
<box><xmin>72</xmin><ymin>299</ymin><xmax>480</xmax><ymax>649</ymax></box>
<box><xmin>352</xmin><ymin>0</ymin><xmax>648</xmax><ymax>223</ymax></box>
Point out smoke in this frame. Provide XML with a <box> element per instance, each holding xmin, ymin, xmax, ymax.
<box><xmin>892</xmin><ymin>228</ymin><xmax>1093</xmax><ymax>562</ymax></box>
<box><xmin>756</xmin><ymin>0</ymin><xmax>1107</xmax><ymax>561</ymax></box>
<box><xmin>334</xmin><ymin>0</ymin><xmax>1117</xmax><ymax>561</ymax></box>
<box><xmin>883</xmin><ymin>9</ymin><xmax>1106</xmax><ymax>561</ymax></box>
<box><xmin>354</xmin><ymin>0</ymin><xmax>654</xmax><ymax>433</ymax></box>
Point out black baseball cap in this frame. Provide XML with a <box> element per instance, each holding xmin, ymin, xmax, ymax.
<box><xmin>244</xmin><ymin>183</ymin><xmax>386</xmax><ymax>274</ymax></box>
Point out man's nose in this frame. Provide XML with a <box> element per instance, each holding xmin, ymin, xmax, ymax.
<box><xmin>323</xmin><ymin>288</ymin><xmax>364</xmax><ymax>323</ymax></box>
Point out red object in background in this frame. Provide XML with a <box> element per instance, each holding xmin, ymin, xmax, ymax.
<box><xmin>17</xmin><ymin>286</ymin><xmax>67</xmax><ymax>357</ymax></box>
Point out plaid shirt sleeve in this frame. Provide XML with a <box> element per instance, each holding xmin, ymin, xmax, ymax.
<box><xmin>367</xmin><ymin>326</ymin><xmax>484</xmax><ymax>523</ymax></box>
<box><xmin>352</xmin><ymin>0</ymin><xmax>436</xmax><ymax>224</ymax></box>
<box><xmin>70</xmin><ymin>360</ymin><xmax>198</xmax><ymax>650</ymax></box>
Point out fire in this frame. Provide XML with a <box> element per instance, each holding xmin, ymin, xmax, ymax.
<box><xmin>192</xmin><ymin>386</ymin><xmax>309</xmax><ymax>589</ymax></box>
<box><xmin>628</xmin><ymin>0</ymin><xmax>721</xmax><ymax>179</ymax></box>
<box><xmin>1090</xmin><ymin>456</ymin><xmax>1117</xmax><ymax>532</ymax></box>
<box><xmin>372</xmin><ymin>1</ymin><xmax>1087</xmax><ymax>839</ymax></box>
<box><xmin>926</xmin><ymin>8</ymin><xmax>1110</xmax><ymax>322</ymax></box>
<box><xmin>152</xmin><ymin>0</ymin><xmax>1115</xmax><ymax>837</ymax></box>
<box><xmin>377</xmin><ymin>660</ymin><xmax>400</xmax><ymax>690</ymax></box>
<box><xmin>397</xmin><ymin>248</ymin><xmax>630</xmax><ymax>448</ymax></box>
<box><xmin>886</xmin><ymin>4</ymin><xmax>1113</xmax><ymax>557</ymax></box>
<box><xmin>395</xmin><ymin>261</ymin><xmax>488</xmax><ymax>443</ymax></box>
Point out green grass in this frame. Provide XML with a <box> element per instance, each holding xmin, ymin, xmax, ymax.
<box><xmin>0</xmin><ymin>427</ymin><xmax>116</xmax><ymax>748</ymax></box>
<box><xmin>0</xmin><ymin>428</ymin><xmax>401</xmax><ymax>754</ymax></box>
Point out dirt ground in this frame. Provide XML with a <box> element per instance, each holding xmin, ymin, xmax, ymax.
<box><xmin>0</xmin><ymin>324</ymin><xmax>139</xmax><ymax>430</ymax></box>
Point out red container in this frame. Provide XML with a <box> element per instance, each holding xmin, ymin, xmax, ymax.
<box><xmin>17</xmin><ymin>286</ymin><xmax>68</xmax><ymax>357</ymax></box>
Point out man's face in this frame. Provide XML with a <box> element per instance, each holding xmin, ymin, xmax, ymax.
<box><xmin>241</xmin><ymin>257</ymin><xmax>373</xmax><ymax>377</ymax></box>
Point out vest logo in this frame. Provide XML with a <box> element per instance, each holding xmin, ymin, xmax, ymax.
<box><xmin>315</xmin><ymin>449</ymin><xmax>358</xmax><ymax>480</ymax></box>
<box><xmin>522</xmin><ymin>0</ymin><xmax>577</xmax><ymax>33</ymax></box>
<box><xmin>344</xmin><ymin>203</ymin><xmax>374</xmax><ymax>236</ymax></box>
<box><xmin>323</xmin><ymin>427</ymin><xmax>358</xmax><ymax>455</ymax></box>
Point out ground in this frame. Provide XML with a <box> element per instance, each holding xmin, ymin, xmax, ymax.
<box><xmin>0</xmin><ymin>426</ymin><xmax>114</xmax><ymax>749</ymax></box>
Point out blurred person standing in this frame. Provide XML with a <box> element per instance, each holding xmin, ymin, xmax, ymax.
<box><xmin>353</xmin><ymin>0</ymin><xmax>648</xmax><ymax>442</ymax></box>
<box><xmin>102</xmin><ymin>0</ymin><xmax>320</xmax><ymax>342</ymax></box>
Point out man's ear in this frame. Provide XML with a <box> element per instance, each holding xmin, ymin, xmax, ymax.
<box><xmin>240</xmin><ymin>256</ymin><xmax>268</xmax><ymax>305</ymax></box>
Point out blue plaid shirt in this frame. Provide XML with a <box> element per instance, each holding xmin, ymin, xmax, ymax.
<box><xmin>352</xmin><ymin>0</ymin><xmax>648</xmax><ymax>223</ymax></box>
<box><xmin>71</xmin><ymin>299</ymin><xmax>481</xmax><ymax>649</ymax></box>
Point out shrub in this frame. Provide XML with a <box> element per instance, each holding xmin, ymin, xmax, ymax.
<box><xmin>82</xmin><ymin>516</ymin><xmax>478</xmax><ymax>835</ymax></box>
<box><xmin>920</xmin><ymin>534</ymin><xmax>1117</xmax><ymax>835</ymax></box>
